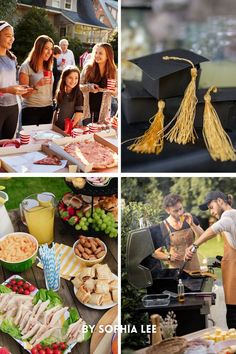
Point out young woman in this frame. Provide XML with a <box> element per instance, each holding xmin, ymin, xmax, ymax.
<box><xmin>185</xmin><ymin>191</ymin><xmax>236</xmax><ymax>328</ymax></box>
<box><xmin>0</xmin><ymin>21</ymin><xmax>29</xmax><ymax>139</ymax></box>
<box><xmin>80</xmin><ymin>42</ymin><xmax>117</xmax><ymax>123</ymax></box>
<box><xmin>19</xmin><ymin>35</ymin><xmax>54</xmax><ymax>125</ymax></box>
<box><xmin>54</xmin><ymin>66</ymin><xmax>83</xmax><ymax>131</ymax></box>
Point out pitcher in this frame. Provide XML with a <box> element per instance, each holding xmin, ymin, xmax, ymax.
<box><xmin>20</xmin><ymin>193</ymin><xmax>55</xmax><ymax>245</ymax></box>
<box><xmin>0</xmin><ymin>191</ymin><xmax>14</xmax><ymax>238</ymax></box>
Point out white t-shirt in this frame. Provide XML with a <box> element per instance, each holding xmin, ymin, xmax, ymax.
<box><xmin>57</xmin><ymin>49</ymin><xmax>75</xmax><ymax>69</ymax></box>
<box><xmin>19</xmin><ymin>61</ymin><xmax>53</xmax><ymax>108</ymax></box>
<box><xmin>0</xmin><ymin>55</ymin><xmax>17</xmax><ymax>106</ymax></box>
<box><xmin>211</xmin><ymin>209</ymin><xmax>236</xmax><ymax>249</ymax></box>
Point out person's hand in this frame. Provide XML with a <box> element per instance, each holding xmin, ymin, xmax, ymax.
<box><xmin>185</xmin><ymin>245</ymin><xmax>195</xmax><ymax>260</ymax></box>
<box><xmin>6</xmin><ymin>85</ymin><xmax>30</xmax><ymax>95</ymax></box>
<box><xmin>184</xmin><ymin>212</ymin><xmax>194</xmax><ymax>226</ymax></box>
<box><xmin>92</xmin><ymin>84</ymin><xmax>100</xmax><ymax>93</ymax></box>
<box><xmin>170</xmin><ymin>251</ymin><xmax>183</xmax><ymax>262</ymax></box>
<box><xmin>35</xmin><ymin>77</ymin><xmax>51</xmax><ymax>88</ymax></box>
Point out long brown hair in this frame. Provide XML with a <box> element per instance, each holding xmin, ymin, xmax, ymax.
<box><xmin>0</xmin><ymin>21</ymin><xmax>15</xmax><ymax>60</ymax></box>
<box><xmin>84</xmin><ymin>42</ymin><xmax>117</xmax><ymax>83</ymax></box>
<box><xmin>56</xmin><ymin>65</ymin><xmax>81</xmax><ymax>105</ymax></box>
<box><xmin>27</xmin><ymin>35</ymin><xmax>54</xmax><ymax>72</ymax></box>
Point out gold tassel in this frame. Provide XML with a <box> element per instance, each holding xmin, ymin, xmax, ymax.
<box><xmin>128</xmin><ymin>100</ymin><xmax>165</xmax><ymax>154</ymax></box>
<box><xmin>203</xmin><ymin>86</ymin><xmax>236</xmax><ymax>161</ymax></box>
<box><xmin>163</xmin><ymin>56</ymin><xmax>198</xmax><ymax>145</ymax></box>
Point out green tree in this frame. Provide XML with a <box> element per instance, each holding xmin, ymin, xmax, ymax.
<box><xmin>121</xmin><ymin>200</ymin><xmax>160</xmax><ymax>351</ymax></box>
<box><xmin>13</xmin><ymin>7</ymin><xmax>58</xmax><ymax>64</ymax></box>
<box><xmin>0</xmin><ymin>0</ymin><xmax>17</xmax><ymax>23</ymax></box>
<box><xmin>108</xmin><ymin>30</ymin><xmax>118</xmax><ymax>64</ymax></box>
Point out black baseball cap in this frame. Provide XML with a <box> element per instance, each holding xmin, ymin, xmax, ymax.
<box><xmin>199</xmin><ymin>191</ymin><xmax>228</xmax><ymax>211</ymax></box>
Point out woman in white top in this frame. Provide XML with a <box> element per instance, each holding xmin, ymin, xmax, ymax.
<box><xmin>0</xmin><ymin>21</ymin><xmax>29</xmax><ymax>139</ymax></box>
<box><xmin>19</xmin><ymin>35</ymin><xmax>54</xmax><ymax>125</ymax></box>
<box><xmin>185</xmin><ymin>191</ymin><xmax>236</xmax><ymax>328</ymax></box>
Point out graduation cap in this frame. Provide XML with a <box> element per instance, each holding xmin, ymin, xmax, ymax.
<box><xmin>130</xmin><ymin>48</ymin><xmax>209</xmax><ymax>99</ymax></box>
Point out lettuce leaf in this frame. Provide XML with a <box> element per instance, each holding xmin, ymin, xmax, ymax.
<box><xmin>62</xmin><ymin>307</ymin><xmax>80</xmax><ymax>334</ymax></box>
<box><xmin>40</xmin><ymin>336</ymin><xmax>56</xmax><ymax>346</ymax></box>
<box><xmin>33</xmin><ymin>289</ymin><xmax>63</xmax><ymax>309</ymax></box>
<box><xmin>83</xmin><ymin>326</ymin><xmax>91</xmax><ymax>342</ymax></box>
<box><xmin>0</xmin><ymin>285</ymin><xmax>12</xmax><ymax>293</ymax></box>
<box><xmin>0</xmin><ymin>319</ymin><xmax>22</xmax><ymax>339</ymax></box>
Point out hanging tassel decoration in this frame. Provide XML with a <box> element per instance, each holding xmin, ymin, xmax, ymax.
<box><xmin>128</xmin><ymin>100</ymin><xmax>165</xmax><ymax>154</ymax></box>
<box><xmin>162</xmin><ymin>56</ymin><xmax>198</xmax><ymax>145</ymax></box>
<box><xmin>203</xmin><ymin>86</ymin><xmax>236</xmax><ymax>161</ymax></box>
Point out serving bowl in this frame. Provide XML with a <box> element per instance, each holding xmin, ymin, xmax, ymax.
<box><xmin>0</xmin><ymin>232</ymin><xmax>38</xmax><ymax>272</ymax></box>
<box><xmin>73</xmin><ymin>237</ymin><xmax>107</xmax><ymax>266</ymax></box>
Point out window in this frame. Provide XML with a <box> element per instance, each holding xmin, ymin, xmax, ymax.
<box><xmin>65</xmin><ymin>0</ymin><xmax>72</xmax><ymax>10</ymax></box>
<box><xmin>60</xmin><ymin>27</ymin><xmax>66</xmax><ymax>37</ymax></box>
<box><xmin>52</xmin><ymin>0</ymin><xmax>60</xmax><ymax>7</ymax></box>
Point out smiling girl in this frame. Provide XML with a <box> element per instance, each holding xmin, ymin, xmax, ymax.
<box><xmin>0</xmin><ymin>21</ymin><xmax>29</xmax><ymax>139</ymax></box>
<box><xmin>80</xmin><ymin>42</ymin><xmax>117</xmax><ymax>123</ymax></box>
<box><xmin>19</xmin><ymin>35</ymin><xmax>54</xmax><ymax>125</ymax></box>
<box><xmin>54</xmin><ymin>65</ymin><xmax>83</xmax><ymax>130</ymax></box>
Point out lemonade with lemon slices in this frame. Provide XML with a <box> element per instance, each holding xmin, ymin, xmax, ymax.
<box><xmin>21</xmin><ymin>193</ymin><xmax>55</xmax><ymax>244</ymax></box>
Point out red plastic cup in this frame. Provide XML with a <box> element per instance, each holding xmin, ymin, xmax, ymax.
<box><xmin>62</xmin><ymin>58</ymin><xmax>66</xmax><ymax>65</ymax></box>
<box><xmin>43</xmin><ymin>71</ymin><xmax>52</xmax><ymax>78</ymax></box>
<box><xmin>71</xmin><ymin>128</ymin><xmax>84</xmax><ymax>138</ymax></box>
<box><xmin>20</xmin><ymin>130</ymin><xmax>30</xmax><ymax>145</ymax></box>
<box><xmin>88</xmin><ymin>123</ymin><xmax>100</xmax><ymax>134</ymax></box>
<box><xmin>107</xmin><ymin>79</ymin><xmax>116</xmax><ymax>91</ymax></box>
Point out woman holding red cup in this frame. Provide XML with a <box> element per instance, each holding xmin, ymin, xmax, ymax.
<box><xmin>80</xmin><ymin>42</ymin><xmax>117</xmax><ymax>124</ymax></box>
<box><xmin>19</xmin><ymin>35</ymin><xmax>54</xmax><ymax>125</ymax></box>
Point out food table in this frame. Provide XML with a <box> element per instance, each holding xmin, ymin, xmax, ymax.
<box><xmin>0</xmin><ymin>209</ymin><xmax>118</xmax><ymax>354</ymax></box>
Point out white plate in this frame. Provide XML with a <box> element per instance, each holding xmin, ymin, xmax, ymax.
<box><xmin>74</xmin><ymin>273</ymin><xmax>118</xmax><ymax>310</ymax></box>
<box><xmin>33</xmin><ymin>131</ymin><xmax>63</xmax><ymax>140</ymax></box>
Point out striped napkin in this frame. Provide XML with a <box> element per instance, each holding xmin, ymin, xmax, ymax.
<box><xmin>37</xmin><ymin>243</ymin><xmax>82</xmax><ymax>280</ymax></box>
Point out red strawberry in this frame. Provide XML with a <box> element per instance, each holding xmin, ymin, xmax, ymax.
<box><xmin>0</xmin><ymin>348</ymin><xmax>11</xmax><ymax>354</ymax></box>
<box><xmin>67</xmin><ymin>206</ymin><xmax>75</xmax><ymax>216</ymax></box>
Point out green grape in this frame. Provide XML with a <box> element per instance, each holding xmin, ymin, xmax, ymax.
<box><xmin>101</xmin><ymin>224</ymin><xmax>106</xmax><ymax>230</ymax></box>
<box><xmin>88</xmin><ymin>217</ymin><xmax>93</xmax><ymax>223</ymax></box>
<box><xmin>75</xmin><ymin>224</ymin><xmax>81</xmax><ymax>230</ymax></box>
<box><xmin>82</xmin><ymin>225</ymin><xmax>88</xmax><ymax>231</ymax></box>
<box><xmin>94</xmin><ymin>227</ymin><xmax>99</xmax><ymax>232</ymax></box>
<box><xmin>85</xmin><ymin>210</ymin><xmax>91</xmax><ymax>218</ymax></box>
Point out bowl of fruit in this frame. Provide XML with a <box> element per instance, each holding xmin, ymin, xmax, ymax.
<box><xmin>73</xmin><ymin>236</ymin><xmax>107</xmax><ymax>266</ymax></box>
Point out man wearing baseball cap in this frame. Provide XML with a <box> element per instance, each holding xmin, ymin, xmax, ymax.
<box><xmin>185</xmin><ymin>191</ymin><xmax>236</xmax><ymax>328</ymax></box>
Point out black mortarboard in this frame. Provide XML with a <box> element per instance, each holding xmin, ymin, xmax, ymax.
<box><xmin>130</xmin><ymin>48</ymin><xmax>209</xmax><ymax>99</ymax></box>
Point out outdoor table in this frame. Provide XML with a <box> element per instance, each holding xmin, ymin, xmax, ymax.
<box><xmin>0</xmin><ymin>209</ymin><xmax>118</xmax><ymax>354</ymax></box>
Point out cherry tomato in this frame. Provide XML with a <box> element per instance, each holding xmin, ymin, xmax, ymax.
<box><xmin>5</xmin><ymin>284</ymin><xmax>11</xmax><ymax>288</ymax></box>
<box><xmin>24</xmin><ymin>289</ymin><xmax>30</xmax><ymax>295</ymax></box>
<box><xmin>10</xmin><ymin>279</ymin><xmax>17</xmax><ymax>285</ymax></box>
<box><xmin>39</xmin><ymin>350</ymin><xmax>46</xmax><ymax>354</ymax></box>
<box><xmin>31</xmin><ymin>349</ymin><xmax>38</xmax><ymax>354</ymax></box>
<box><xmin>23</xmin><ymin>282</ymin><xmax>30</xmax><ymax>289</ymax></box>
<box><xmin>17</xmin><ymin>280</ymin><xmax>24</xmax><ymax>286</ymax></box>
<box><xmin>29</xmin><ymin>285</ymin><xmax>36</xmax><ymax>292</ymax></box>
<box><xmin>59</xmin><ymin>343</ymin><xmax>66</xmax><ymax>350</ymax></box>
<box><xmin>51</xmin><ymin>344</ymin><xmax>59</xmax><ymax>350</ymax></box>
<box><xmin>18</xmin><ymin>287</ymin><xmax>24</xmax><ymax>294</ymax></box>
<box><xmin>45</xmin><ymin>349</ymin><xmax>53</xmax><ymax>354</ymax></box>
<box><xmin>53</xmin><ymin>350</ymin><xmax>62</xmax><ymax>354</ymax></box>
<box><xmin>36</xmin><ymin>344</ymin><xmax>42</xmax><ymax>350</ymax></box>
<box><xmin>12</xmin><ymin>285</ymin><xmax>18</xmax><ymax>292</ymax></box>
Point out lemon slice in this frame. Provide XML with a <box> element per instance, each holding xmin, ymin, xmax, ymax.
<box><xmin>37</xmin><ymin>193</ymin><xmax>54</xmax><ymax>207</ymax></box>
<box><xmin>0</xmin><ymin>186</ymin><xmax>5</xmax><ymax>190</ymax></box>
<box><xmin>0</xmin><ymin>196</ymin><xmax>5</xmax><ymax>205</ymax></box>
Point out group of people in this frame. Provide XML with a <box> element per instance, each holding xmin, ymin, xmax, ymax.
<box><xmin>0</xmin><ymin>21</ymin><xmax>117</xmax><ymax>139</ymax></box>
<box><xmin>147</xmin><ymin>191</ymin><xmax>236</xmax><ymax>328</ymax></box>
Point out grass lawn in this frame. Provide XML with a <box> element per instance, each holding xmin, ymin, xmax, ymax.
<box><xmin>0</xmin><ymin>177</ymin><xmax>71</xmax><ymax>210</ymax></box>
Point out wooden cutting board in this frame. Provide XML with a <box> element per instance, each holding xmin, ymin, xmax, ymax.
<box><xmin>90</xmin><ymin>305</ymin><xmax>118</xmax><ymax>354</ymax></box>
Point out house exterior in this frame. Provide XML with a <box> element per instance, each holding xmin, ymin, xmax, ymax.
<box><xmin>92</xmin><ymin>0</ymin><xmax>118</xmax><ymax>28</ymax></box>
<box><xmin>16</xmin><ymin>0</ymin><xmax>114</xmax><ymax>43</ymax></box>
